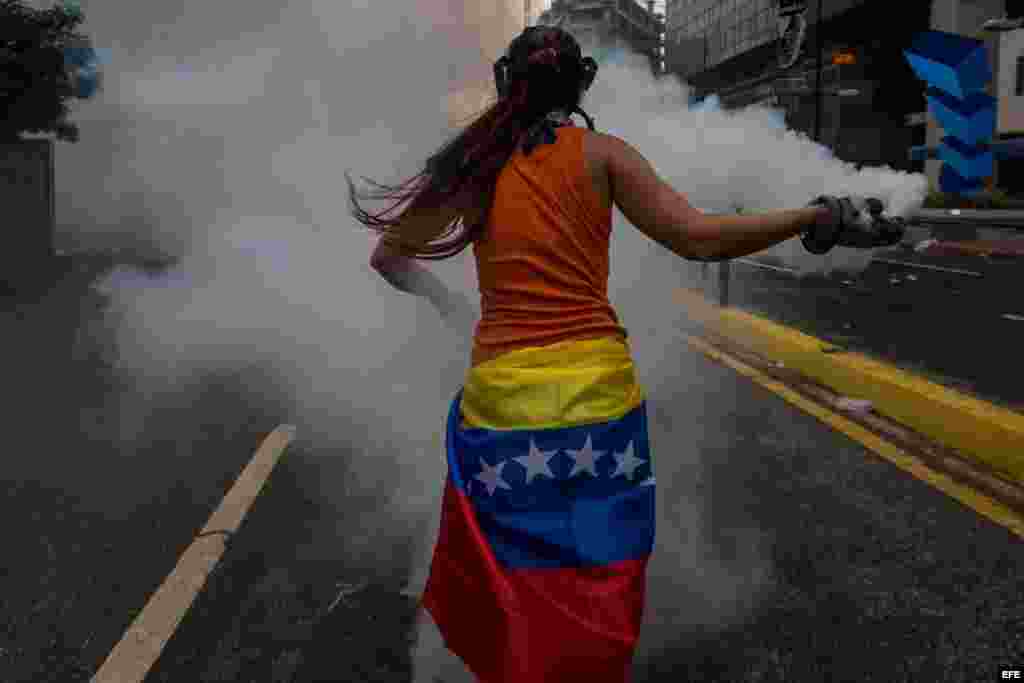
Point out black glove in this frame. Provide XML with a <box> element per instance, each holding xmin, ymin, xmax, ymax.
<box><xmin>802</xmin><ymin>195</ymin><xmax>906</xmax><ymax>254</ymax></box>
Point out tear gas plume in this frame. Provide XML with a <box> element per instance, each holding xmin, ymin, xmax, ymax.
<box><xmin>54</xmin><ymin>0</ymin><xmax>925</xmax><ymax>659</ymax></box>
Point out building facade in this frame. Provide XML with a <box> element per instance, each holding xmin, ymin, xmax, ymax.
<box><xmin>538</xmin><ymin>0</ymin><xmax>665</xmax><ymax>75</ymax></box>
<box><xmin>664</xmin><ymin>0</ymin><xmax>1024</xmax><ymax>193</ymax></box>
<box><xmin>526</xmin><ymin>0</ymin><xmax>544</xmax><ymax>25</ymax></box>
<box><xmin>992</xmin><ymin>26</ymin><xmax>1024</xmax><ymax>193</ymax></box>
<box><xmin>666</xmin><ymin>1</ymin><xmax>935</xmax><ymax>175</ymax></box>
<box><xmin>665</xmin><ymin>0</ymin><xmax>778</xmax><ymax>70</ymax></box>
<box><xmin>996</xmin><ymin>29</ymin><xmax>1024</xmax><ymax>134</ymax></box>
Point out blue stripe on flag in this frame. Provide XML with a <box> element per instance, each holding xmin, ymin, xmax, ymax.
<box><xmin>445</xmin><ymin>391</ymin><xmax>656</xmax><ymax>570</ymax></box>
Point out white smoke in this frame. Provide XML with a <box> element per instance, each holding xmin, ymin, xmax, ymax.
<box><xmin>53</xmin><ymin>1</ymin><xmax>926</xmax><ymax>673</ymax></box>
<box><xmin>580</xmin><ymin>40</ymin><xmax>927</xmax><ymax>276</ymax></box>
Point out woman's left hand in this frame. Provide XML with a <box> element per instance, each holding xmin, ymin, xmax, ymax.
<box><xmin>430</xmin><ymin>287</ymin><xmax>476</xmax><ymax>336</ymax></box>
<box><xmin>370</xmin><ymin>238</ymin><xmax>408</xmax><ymax>273</ymax></box>
<box><xmin>371</xmin><ymin>238</ymin><xmax>476</xmax><ymax>340</ymax></box>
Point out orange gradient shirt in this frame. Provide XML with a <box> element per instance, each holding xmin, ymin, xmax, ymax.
<box><xmin>472</xmin><ymin>125</ymin><xmax>628</xmax><ymax>362</ymax></box>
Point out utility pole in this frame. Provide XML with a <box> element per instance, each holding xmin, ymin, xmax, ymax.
<box><xmin>813</xmin><ymin>0</ymin><xmax>823</xmax><ymax>142</ymax></box>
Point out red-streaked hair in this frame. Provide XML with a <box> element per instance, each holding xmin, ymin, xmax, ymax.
<box><xmin>346</xmin><ymin>26</ymin><xmax>590</xmax><ymax>260</ymax></box>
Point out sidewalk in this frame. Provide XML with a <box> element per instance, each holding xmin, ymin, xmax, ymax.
<box><xmin>909</xmin><ymin>208</ymin><xmax>1024</xmax><ymax>228</ymax></box>
<box><xmin>916</xmin><ymin>237</ymin><xmax>1024</xmax><ymax>259</ymax></box>
<box><xmin>905</xmin><ymin>216</ymin><xmax>1024</xmax><ymax>258</ymax></box>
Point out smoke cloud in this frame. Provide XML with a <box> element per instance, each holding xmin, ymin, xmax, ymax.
<box><xmin>54</xmin><ymin>0</ymin><xmax>925</xmax><ymax>673</ymax></box>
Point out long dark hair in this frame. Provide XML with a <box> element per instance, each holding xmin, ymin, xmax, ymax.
<box><xmin>346</xmin><ymin>26</ymin><xmax>596</xmax><ymax>260</ymax></box>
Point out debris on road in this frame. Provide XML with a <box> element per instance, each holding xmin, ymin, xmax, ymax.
<box><xmin>912</xmin><ymin>238</ymin><xmax>1024</xmax><ymax>259</ymax></box>
<box><xmin>834</xmin><ymin>397</ymin><xmax>873</xmax><ymax>415</ymax></box>
<box><xmin>324</xmin><ymin>580</ymin><xmax>369</xmax><ymax>616</ymax></box>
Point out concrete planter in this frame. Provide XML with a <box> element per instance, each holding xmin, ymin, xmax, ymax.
<box><xmin>0</xmin><ymin>139</ymin><xmax>56</xmax><ymax>293</ymax></box>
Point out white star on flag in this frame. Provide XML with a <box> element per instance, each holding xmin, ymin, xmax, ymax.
<box><xmin>474</xmin><ymin>458</ymin><xmax>512</xmax><ymax>496</ymax></box>
<box><xmin>565</xmin><ymin>434</ymin><xmax>605</xmax><ymax>478</ymax></box>
<box><xmin>610</xmin><ymin>441</ymin><xmax>645</xmax><ymax>480</ymax></box>
<box><xmin>514</xmin><ymin>438</ymin><xmax>558</xmax><ymax>484</ymax></box>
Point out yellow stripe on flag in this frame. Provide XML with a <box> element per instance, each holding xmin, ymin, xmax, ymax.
<box><xmin>461</xmin><ymin>337</ymin><xmax>645</xmax><ymax>430</ymax></box>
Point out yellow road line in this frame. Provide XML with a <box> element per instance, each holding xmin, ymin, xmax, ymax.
<box><xmin>91</xmin><ymin>424</ymin><xmax>297</xmax><ymax>683</ymax></box>
<box><xmin>686</xmin><ymin>335</ymin><xmax>1024</xmax><ymax>541</ymax></box>
<box><xmin>674</xmin><ymin>287</ymin><xmax>1024</xmax><ymax>485</ymax></box>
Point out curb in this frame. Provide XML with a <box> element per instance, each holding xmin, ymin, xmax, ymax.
<box><xmin>910</xmin><ymin>209</ymin><xmax>1024</xmax><ymax>228</ymax></box>
<box><xmin>919</xmin><ymin>239</ymin><xmax>1024</xmax><ymax>259</ymax></box>
<box><xmin>674</xmin><ymin>287</ymin><xmax>1024</xmax><ymax>487</ymax></box>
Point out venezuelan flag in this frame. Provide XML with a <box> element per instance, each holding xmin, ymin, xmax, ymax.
<box><xmin>422</xmin><ymin>337</ymin><xmax>654</xmax><ymax>682</ymax></box>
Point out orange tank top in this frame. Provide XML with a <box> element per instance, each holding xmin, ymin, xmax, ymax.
<box><xmin>471</xmin><ymin>125</ymin><xmax>628</xmax><ymax>364</ymax></box>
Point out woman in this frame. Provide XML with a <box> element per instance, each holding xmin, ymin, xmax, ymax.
<box><xmin>348</xmin><ymin>25</ymin><xmax>898</xmax><ymax>683</ymax></box>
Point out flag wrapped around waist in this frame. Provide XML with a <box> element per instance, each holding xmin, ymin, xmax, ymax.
<box><xmin>422</xmin><ymin>337</ymin><xmax>654</xmax><ymax>683</ymax></box>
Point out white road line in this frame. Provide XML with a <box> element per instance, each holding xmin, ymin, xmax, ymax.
<box><xmin>91</xmin><ymin>424</ymin><xmax>297</xmax><ymax>683</ymax></box>
<box><xmin>734</xmin><ymin>258</ymin><xmax>799</xmax><ymax>275</ymax></box>
<box><xmin>871</xmin><ymin>257</ymin><xmax>983</xmax><ymax>278</ymax></box>
<box><xmin>1002</xmin><ymin>314</ymin><xmax>1024</xmax><ymax>322</ymax></box>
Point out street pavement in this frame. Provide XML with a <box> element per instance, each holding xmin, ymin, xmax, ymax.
<box><xmin>0</xmin><ymin>254</ymin><xmax>299</xmax><ymax>682</ymax></box>
<box><xmin>721</xmin><ymin>230</ymin><xmax>1024</xmax><ymax>413</ymax></box>
<box><xmin>1</xmin><ymin>253</ymin><xmax>1023</xmax><ymax>682</ymax></box>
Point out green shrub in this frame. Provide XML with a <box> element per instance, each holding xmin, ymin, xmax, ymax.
<box><xmin>922</xmin><ymin>186</ymin><xmax>1018</xmax><ymax>210</ymax></box>
<box><xmin>0</xmin><ymin>0</ymin><xmax>98</xmax><ymax>142</ymax></box>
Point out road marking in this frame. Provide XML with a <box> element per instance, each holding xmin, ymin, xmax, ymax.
<box><xmin>674</xmin><ymin>287</ymin><xmax>1024</xmax><ymax>485</ymax></box>
<box><xmin>871</xmin><ymin>257</ymin><xmax>983</xmax><ymax>278</ymax></box>
<box><xmin>734</xmin><ymin>258</ymin><xmax>799</xmax><ymax>275</ymax></box>
<box><xmin>722</xmin><ymin>255</ymin><xmax>983</xmax><ymax>280</ymax></box>
<box><xmin>91</xmin><ymin>424</ymin><xmax>297</xmax><ymax>683</ymax></box>
<box><xmin>686</xmin><ymin>335</ymin><xmax>1024</xmax><ymax>541</ymax></box>
<box><xmin>1003</xmin><ymin>314</ymin><xmax>1024</xmax><ymax>322</ymax></box>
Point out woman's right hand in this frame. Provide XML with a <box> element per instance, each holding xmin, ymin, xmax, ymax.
<box><xmin>803</xmin><ymin>196</ymin><xmax>905</xmax><ymax>253</ymax></box>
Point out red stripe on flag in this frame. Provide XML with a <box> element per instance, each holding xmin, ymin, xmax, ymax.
<box><xmin>422</xmin><ymin>478</ymin><xmax>648</xmax><ymax>682</ymax></box>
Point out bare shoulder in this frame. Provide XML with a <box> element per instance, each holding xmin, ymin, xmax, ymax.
<box><xmin>582</xmin><ymin>129</ymin><xmax>612</xmax><ymax>166</ymax></box>
<box><xmin>581</xmin><ymin>129</ymin><xmax>612</xmax><ymax>209</ymax></box>
<box><xmin>586</xmin><ymin>131</ymin><xmax>649</xmax><ymax>181</ymax></box>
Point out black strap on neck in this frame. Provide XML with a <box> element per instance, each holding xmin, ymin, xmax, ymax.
<box><xmin>521</xmin><ymin>118</ymin><xmax>563</xmax><ymax>155</ymax></box>
<box><xmin>520</xmin><ymin>107</ymin><xmax>595</xmax><ymax>156</ymax></box>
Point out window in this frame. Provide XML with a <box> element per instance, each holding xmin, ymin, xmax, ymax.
<box><xmin>1018</xmin><ymin>55</ymin><xmax>1024</xmax><ymax>97</ymax></box>
<box><xmin>741</xmin><ymin>16</ymin><xmax>753</xmax><ymax>40</ymax></box>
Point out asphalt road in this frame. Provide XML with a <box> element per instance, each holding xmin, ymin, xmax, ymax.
<box><xmin>1</xmin><ymin>253</ymin><xmax>1022</xmax><ymax>682</ymax></box>
<box><xmin>0</xmin><ymin>255</ymin><xmax>298</xmax><ymax>682</ymax></box>
<box><xmin>720</xmin><ymin>235</ymin><xmax>1024</xmax><ymax>413</ymax></box>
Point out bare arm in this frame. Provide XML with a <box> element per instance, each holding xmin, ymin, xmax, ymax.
<box><xmin>370</xmin><ymin>238</ymin><xmax>476</xmax><ymax>337</ymax></box>
<box><xmin>371</xmin><ymin>238</ymin><xmax>448</xmax><ymax>298</ymax></box>
<box><xmin>689</xmin><ymin>207</ymin><xmax>830</xmax><ymax>261</ymax></box>
<box><xmin>602</xmin><ymin>132</ymin><xmax>829</xmax><ymax>261</ymax></box>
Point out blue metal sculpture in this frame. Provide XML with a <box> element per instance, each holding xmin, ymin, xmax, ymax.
<box><xmin>903</xmin><ymin>30</ymin><xmax>995</xmax><ymax>195</ymax></box>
